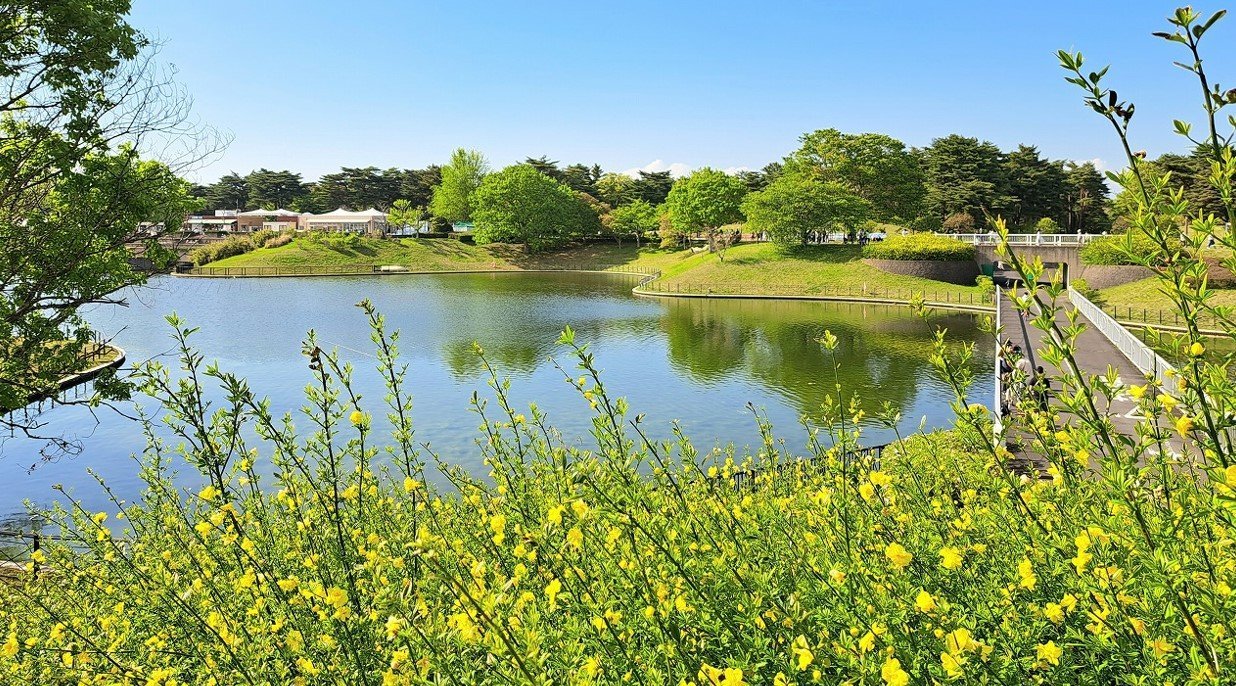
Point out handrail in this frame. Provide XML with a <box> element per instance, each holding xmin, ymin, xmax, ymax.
<box><xmin>187</xmin><ymin>263</ymin><xmax>665</xmax><ymax>278</ymax></box>
<box><xmin>940</xmin><ymin>233</ymin><xmax>1099</xmax><ymax>246</ymax></box>
<box><xmin>993</xmin><ymin>284</ymin><xmax>1003</xmax><ymax>437</ymax></box>
<box><xmin>1068</xmin><ymin>286</ymin><xmax>1177</xmax><ymax>391</ymax></box>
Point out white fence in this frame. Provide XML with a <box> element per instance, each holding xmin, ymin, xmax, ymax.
<box><xmin>1068</xmin><ymin>286</ymin><xmax>1177</xmax><ymax>391</ymax></box>
<box><xmin>942</xmin><ymin>233</ymin><xmax>1100</xmax><ymax>246</ymax></box>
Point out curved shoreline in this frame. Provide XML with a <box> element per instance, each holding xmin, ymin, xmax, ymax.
<box><xmin>178</xmin><ymin>265</ymin><xmax>996</xmax><ymax>314</ymax></box>
<box><xmin>11</xmin><ymin>344</ymin><xmax>127</xmax><ymax>411</ymax></box>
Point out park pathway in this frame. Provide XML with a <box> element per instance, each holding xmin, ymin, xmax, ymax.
<box><xmin>997</xmin><ymin>285</ymin><xmax>1184</xmax><ymax>465</ymax></box>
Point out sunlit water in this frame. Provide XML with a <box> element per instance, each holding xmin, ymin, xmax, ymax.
<box><xmin>0</xmin><ymin>272</ymin><xmax>993</xmax><ymax>518</ymax></box>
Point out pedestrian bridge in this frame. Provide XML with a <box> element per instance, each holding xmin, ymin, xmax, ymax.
<box><xmin>994</xmin><ymin>283</ymin><xmax>1179</xmax><ymax>462</ymax></box>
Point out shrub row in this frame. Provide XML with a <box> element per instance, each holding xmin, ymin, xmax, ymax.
<box><xmin>187</xmin><ymin>230</ymin><xmax>293</xmax><ymax>266</ymax></box>
<box><xmin>1079</xmin><ymin>232</ymin><xmax>1168</xmax><ymax>266</ymax></box>
<box><xmin>861</xmin><ymin>233</ymin><xmax>976</xmax><ymax>261</ymax></box>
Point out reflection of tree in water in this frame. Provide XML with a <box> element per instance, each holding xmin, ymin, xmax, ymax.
<box><xmin>663</xmin><ymin>298</ymin><xmax>989</xmax><ymax>420</ymax></box>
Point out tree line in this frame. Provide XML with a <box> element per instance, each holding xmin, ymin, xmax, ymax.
<box><xmin>191</xmin><ymin>128</ymin><xmax>1128</xmax><ymax>252</ymax></box>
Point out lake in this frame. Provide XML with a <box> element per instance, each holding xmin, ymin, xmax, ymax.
<box><xmin>0</xmin><ymin>272</ymin><xmax>994</xmax><ymax>518</ymax></box>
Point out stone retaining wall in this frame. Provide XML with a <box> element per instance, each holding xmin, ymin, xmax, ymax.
<box><xmin>862</xmin><ymin>258</ymin><xmax>980</xmax><ymax>286</ymax></box>
<box><xmin>1073</xmin><ymin>264</ymin><xmax>1154</xmax><ymax>289</ymax></box>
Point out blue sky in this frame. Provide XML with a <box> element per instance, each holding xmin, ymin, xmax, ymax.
<box><xmin>129</xmin><ymin>1</ymin><xmax>1236</xmax><ymax>183</ymax></box>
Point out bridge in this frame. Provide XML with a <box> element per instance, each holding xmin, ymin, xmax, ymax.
<box><xmin>995</xmin><ymin>283</ymin><xmax>1181</xmax><ymax>465</ymax></box>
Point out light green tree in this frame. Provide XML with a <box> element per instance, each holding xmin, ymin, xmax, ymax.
<box><xmin>472</xmin><ymin>165</ymin><xmax>598</xmax><ymax>252</ymax></box>
<box><xmin>742</xmin><ymin>174</ymin><xmax>871</xmax><ymax>246</ymax></box>
<box><xmin>387</xmin><ymin>199</ymin><xmax>423</xmax><ymax>236</ymax></box>
<box><xmin>785</xmin><ymin>128</ymin><xmax>925</xmax><ymax>222</ymax></box>
<box><xmin>604</xmin><ymin>199</ymin><xmax>659</xmax><ymax>247</ymax></box>
<box><xmin>664</xmin><ymin>169</ymin><xmax>748</xmax><ymax>260</ymax></box>
<box><xmin>429</xmin><ymin>148</ymin><xmax>489</xmax><ymax>223</ymax></box>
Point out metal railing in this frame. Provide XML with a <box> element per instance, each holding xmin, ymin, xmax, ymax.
<box><xmin>942</xmin><ymin>233</ymin><xmax>1100</xmax><ymax>246</ymax></box>
<box><xmin>635</xmin><ymin>279</ymin><xmax>994</xmax><ymax>307</ymax></box>
<box><xmin>993</xmin><ymin>284</ymin><xmax>1004</xmax><ymax>436</ymax></box>
<box><xmin>730</xmin><ymin>444</ymin><xmax>886</xmax><ymax>490</ymax></box>
<box><xmin>1068</xmin><ymin>286</ymin><xmax>1177</xmax><ymax>390</ymax></box>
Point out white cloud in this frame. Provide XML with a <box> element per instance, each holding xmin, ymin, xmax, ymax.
<box><xmin>1073</xmin><ymin>157</ymin><xmax>1109</xmax><ymax>172</ymax></box>
<box><xmin>621</xmin><ymin>159</ymin><xmax>692</xmax><ymax>178</ymax></box>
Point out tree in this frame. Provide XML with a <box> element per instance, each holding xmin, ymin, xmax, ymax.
<box><xmin>742</xmin><ymin>174</ymin><xmax>871</xmax><ymax>245</ymax></box>
<box><xmin>206</xmin><ymin>173</ymin><xmax>248</xmax><ymax>211</ymax></box>
<box><xmin>472</xmin><ymin>165</ymin><xmax>597</xmax><ymax>252</ymax></box>
<box><xmin>631</xmin><ymin>170</ymin><xmax>675</xmax><ymax>205</ymax></box>
<box><xmin>430</xmin><ymin>149</ymin><xmax>489</xmax><ymax>223</ymax></box>
<box><xmin>1</xmin><ymin>3</ymin><xmax>208</xmax><ymax>448</ymax></box>
<box><xmin>596</xmin><ymin>172</ymin><xmax>636</xmax><ymax>207</ymax></box>
<box><xmin>399</xmin><ymin>166</ymin><xmax>442</xmax><ymax>211</ymax></box>
<box><xmin>562</xmin><ymin>164</ymin><xmax>601</xmax><ymax>196</ymax></box>
<box><xmin>665</xmin><ymin>169</ymin><xmax>748</xmax><ymax>260</ymax></box>
<box><xmin>1064</xmin><ymin>161</ymin><xmax>1111</xmax><ymax>233</ymax></box>
<box><xmin>786</xmin><ymin>128</ymin><xmax>925</xmax><ymax>222</ymax></box>
<box><xmin>246</xmin><ymin>169</ymin><xmax>306</xmax><ymax>209</ymax></box>
<box><xmin>1003</xmin><ymin>145</ymin><xmax>1068</xmax><ymax>229</ymax></box>
<box><xmin>921</xmin><ymin>134</ymin><xmax>1013</xmax><ymax>226</ymax></box>
<box><xmin>605</xmin><ymin>199</ymin><xmax>659</xmax><ymax>247</ymax></box>
<box><xmin>736</xmin><ymin>169</ymin><xmax>770</xmax><ymax>193</ymax></box>
<box><xmin>523</xmin><ymin>156</ymin><xmax>563</xmax><ymax>182</ymax></box>
<box><xmin>387</xmin><ymin>199</ymin><xmax>424</xmax><ymax>235</ymax></box>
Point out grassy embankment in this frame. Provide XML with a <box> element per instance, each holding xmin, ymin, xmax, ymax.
<box><xmin>208</xmin><ymin>238</ymin><xmax>987</xmax><ymax>302</ymax></box>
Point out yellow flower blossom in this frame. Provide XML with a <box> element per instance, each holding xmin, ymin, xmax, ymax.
<box><xmin>1017</xmin><ymin>558</ymin><xmax>1037</xmax><ymax>590</ymax></box>
<box><xmin>490</xmin><ymin>514</ymin><xmax>507</xmax><ymax>545</ymax></box>
<box><xmin>869</xmin><ymin>471</ymin><xmax>892</xmax><ymax>487</ymax></box>
<box><xmin>1044</xmin><ymin>602</ymin><xmax>1064</xmax><ymax>624</ymax></box>
<box><xmin>939</xmin><ymin>546</ymin><xmax>963</xmax><ymax>570</ymax></box>
<box><xmin>1149</xmin><ymin>637</ymin><xmax>1174</xmax><ymax>660</ymax></box>
<box><xmin>791</xmin><ymin>635</ymin><xmax>813</xmax><ymax>670</ymax></box>
<box><xmin>571</xmin><ymin>500</ymin><xmax>589</xmax><ymax>518</ymax></box>
<box><xmin>2</xmin><ymin>633</ymin><xmax>17</xmax><ymax>658</ymax></box>
<box><xmin>1036</xmin><ymin>641</ymin><xmax>1062</xmax><ymax>666</ymax></box>
<box><xmin>567</xmin><ymin>527</ymin><xmax>583</xmax><ymax>549</ymax></box>
<box><xmin>1226</xmin><ymin>464</ymin><xmax>1236</xmax><ymax>487</ymax></box>
<box><xmin>197</xmin><ymin>486</ymin><xmax>218</xmax><ymax>501</ymax></box>
<box><xmin>881</xmin><ymin>657</ymin><xmax>910</xmax><ymax>686</ymax></box>
<box><xmin>545</xmin><ymin>578</ymin><xmax>562</xmax><ymax>608</ymax></box>
<box><xmin>940</xmin><ymin>651</ymin><xmax>964</xmax><ymax>679</ymax></box>
<box><xmin>1189</xmin><ymin>341</ymin><xmax>1205</xmax><ymax>357</ymax></box>
<box><xmin>859</xmin><ymin>482</ymin><xmax>876</xmax><ymax>502</ymax></box>
<box><xmin>547</xmin><ymin>504</ymin><xmax>565</xmax><ymax>526</ymax></box>
<box><xmin>1128</xmin><ymin>384</ymin><xmax>1146</xmax><ymax>399</ymax></box>
<box><xmin>349</xmin><ymin>410</ymin><xmax>366</xmax><ymax>426</ymax></box>
<box><xmin>884</xmin><ymin>542</ymin><xmax>913</xmax><ymax>570</ymax></box>
<box><xmin>915</xmin><ymin>590</ymin><xmax>936</xmax><ymax>612</ymax></box>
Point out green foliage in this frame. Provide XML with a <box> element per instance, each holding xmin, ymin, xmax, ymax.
<box><xmin>742</xmin><ymin>173</ymin><xmax>871</xmax><ymax>245</ymax></box>
<box><xmin>472</xmin><ymin>165</ymin><xmax>598</xmax><ymax>252</ymax></box>
<box><xmin>1078</xmin><ymin>232</ymin><xmax>1164</xmax><ymax>265</ymax></box>
<box><xmin>941</xmin><ymin>212</ymin><xmax>977</xmax><ymax>233</ymax></box>
<box><xmin>1068</xmin><ymin>276</ymin><xmax>1095</xmax><ymax>299</ymax></box>
<box><xmin>1004</xmin><ymin>145</ymin><xmax>1069</xmax><ymax>228</ymax></box>
<box><xmin>595</xmin><ymin>172</ymin><xmax>636</xmax><ymax>207</ymax></box>
<box><xmin>1034</xmin><ymin>217</ymin><xmax>1062</xmax><ymax>233</ymax></box>
<box><xmin>922</xmin><ymin>135</ymin><xmax>1013</xmax><ymax>225</ymax></box>
<box><xmin>188</xmin><ymin>235</ymin><xmax>254</xmax><ymax>266</ymax></box>
<box><xmin>785</xmin><ymin>128</ymin><xmax>925</xmax><ymax>222</ymax></box>
<box><xmin>605</xmin><ymin>199</ymin><xmax>659</xmax><ymax>241</ymax></box>
<box><xmin>386</xmin><ymin>199</ymin><xmax>423</xmax><ymax>234</ymax></box>
<box><xmin>975</xmin><ymin>274</ymin><xmax>994</xmax><ymax>295</ymax></box>
<box><xmin>861</xmin><ymin>233</ymin><xmax>976</xmax><ymax>261</ymax></box>
<box><xmin>665</xmin><ymin>168</ymin><xmax>748</xmax><ymax>234</ymax></box>
<box><xmin>245</xmin><ymin>169</ymin><xmax>306</xmax><ymax>209</ymax></box>
<box><xmin>430</xmin><ymin>149</ymin><xmax>489</xmax><ymax>223</ymax></box>
<box><xmin>1064</xmin><ymin>162</ymin><xmax>1112</xmax><ymax>233</ymax></box>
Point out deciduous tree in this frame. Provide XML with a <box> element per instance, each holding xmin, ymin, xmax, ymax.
<box><xmin>665</xmin><ymin>169</ymin><xmax>748</xmax><ymax>259</ymax></box>
<box><xmin>742</xmin><ymin>174</ymin><xmax>871</xmax><ymax>245</ymax></box>
<box><xmin>430</xmin><ymin>149</ymin><xmax>489</xmax><ymax>223</ymax></box>
<box><xmin>786</xmin><ymin>128</ymin><xmax>925</xmax><ymax>222</ymax></box>
<box><xmin>472</xmin><ymin>165</ymin><xmax>596</xmax><ymax>252</ymax></box>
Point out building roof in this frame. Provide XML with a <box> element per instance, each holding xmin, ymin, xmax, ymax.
<box><xmin>236</xmin><ymin>208</ymin><xmax>300</xmax><ymax>217</ymax></box>
<box><xmin>304</xmin><ymin>208</ymin><xmax>387</xmax><ymax>221</ymax></box>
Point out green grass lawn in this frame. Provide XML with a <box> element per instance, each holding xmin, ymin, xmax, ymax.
<box><xmin>206</xmin><ymin>237</ymin><xmax>985</xmax><ymax>302</ymax></box>
<box><xmin>648</xmin><ymin>243</ymin><xmax>986</xmax><ymax>301</ymax></box>
<box><xmin>1096</xmin><ymin>276</ymin><xmax>1236</xmax><ymax>328</ymax></box>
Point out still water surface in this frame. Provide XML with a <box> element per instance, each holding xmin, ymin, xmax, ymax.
<box><xmin>0</xmin><ymin>272</ymin><xmax>993</xmax><ymax>518</ymax></box>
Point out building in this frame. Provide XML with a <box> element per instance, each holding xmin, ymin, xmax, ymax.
<box><xmin>236</xmin><ymin>208</ymin><xmax>301</xmax><ymax>233</ymax></box>
<box><xmin>184</xmin><ymin>210</ymin><xmax>238</xmax><ymax>233</ymax></box>
<box><xmin>301</xmin><ymin>208</ymin><xmax>388</xmax><ymax>234</ymax></box>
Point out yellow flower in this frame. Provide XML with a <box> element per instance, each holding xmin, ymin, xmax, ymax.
<box><xmin>858</xmin><ymin>631</ymin><xmax>877</xmax><ymax>653</ymax></box>
<box><xmin>92</xmin><ymin>511</ymin><xmax>108</xmax><ymax>525</ymax></box>
<box><xmin>915</xmin><ymin>590</ymin><xmax>936</xmax><ymax>613</ymax></box>
<box><xmin>1128</xmin><ymin>384</ymin><xmax>1146</xmax><ymax>399</ymax></box>
<box><xmin>885</xmin><ymin>542</ymin><xmax>913</xmax><ymax>570</ymax></box>
<box><xmin>1157</xmin><ymin>393</ymin><xmax>1178</xmax><ymax>411</ymax></box>
<box><xmin>2</xmin><ymin>633</ymin><xmax>17</xmax><ymax>658</ymax></box>
<box><xmin>869</xmin><ymin>471</ymin><xmax>893</xmax><ymax>487</ymax></box>
<box><xmin>403</xmin><ymin>476</ymin><xmax>419</xmax><ymax>493</ymax></box>
<box><xmin>490</xmin><ymin>514</ymin><xmax>507</xmax><ymax>545</ymax></box>
<box><xmin>881</xmin><ymin>657</ymin><xmax>910</xmax><ymax>686</ymax></box>
<box><xmin>544</xmin><ymin>578</ymin><xmax>562</xmax><ymax>607</ymax></box>
<box><xmin>940</xmin><ymin>651</ymin><xmax>964</xmax><ymax>679</ymax></box>
<box><xmin>571</xmin><ymin>500</ymin><xmax>589</xmax><ymax>518</ymax></box>
<box><xmin>1017</xmin><ymin>558</ymin><xmax>1037</xmax><ymax>590</ymax></box>
<box><xmin>1190</xmin><ymin>341</ymin><xmax>1206</xmax><ymax>357</ymax></box>
<box><xmin>197</xmin><ymin>485</ymin><xmax>219</xmax><ymax>501</ymax></box>
<box><xmin>828</xmin><ymin>568</ymin><xmax>846</xmax><ymax>584</ymax></box>
<box><xmin>791</xmin><ymin>635</ymin><xmax>813</xmax><ymax>671</ymax></box>
<box><xmin>1149</xmin><ymin>637</ymin><xmax>1174</xmax><ymax>660</ymax></box>
<box><xmin>699</xmin><ymin>664</ymin><xmax>746</xmax><ymax>686</ymax></box>
<box><xmin>277</xmin><ymin>578</ymin><xmax>299</xmax><ymax>592</ymax></box>
<box><xmin>859</xmin><ymin>482</ymin><xmax>876</xmax><ymax>502</ymax></box>
<box><xmin>945</xmin><ymin>628</ymin><xmax>976</xmax><ymax>654</ymax></box>
<box><xmin>1226</xmin><ymin>465</ymin><xmax>1236</xmax><ymax>488</ymax></box>
<box><xmin>939</xmin><ymin>546</ymin><xmax>963</xmax><ymax>570</ymax></box>
<box><xmin>547</xmin><ymin>504</ymin><xmax>565</xmax><ymax>526</ymax></box>
<box><xmin>582</xmin><ymin>656</ymin><xmax>600</xmax><ymax>677</ymax></box>
<box><xmin>1175</xmin><ymin>415</ymin><xmax>1195</xmax><ymax>437</ymax></box>
<box><xmin>567</xmin><ymin>527</ymin><xmax>584</xmax><ymax>549</ymax></box>
<box><xmin>349</xmin><ymin>410</ymin><xmax>366</xmax><ymax>426</ymax></box>
<box><xmin>1044</xmin><ymin>602</ymin><xmax>1064</xmax><ymax>624</ymax></box>
<box><xmin>1036</xmin><ymin>641</ymin><xmax>1062</xmax><ymax>666</ymax></box>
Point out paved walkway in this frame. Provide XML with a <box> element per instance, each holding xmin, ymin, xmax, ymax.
<box><xmin>997</xmin><ymin>286</ymin><xmax>1183</xmax><ymax>466</ymax></box>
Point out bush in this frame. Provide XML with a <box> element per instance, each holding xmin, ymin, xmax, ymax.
<box><xmin>862</xmin><ymin>233</ymin><xmax>976</xmax><ymax>261</ymax></box>
<box><xmin>264</xmin><ymin>233</ymin><xmax>293</xmax><ymax>249</ymax></box>
<box><xmin>1069</xmin><ymin>276</ymin><xmax>1097</xmax><ymax>299</ymax></box>
<box><xmin>1078</xmin><ymin>232</ymin><xmax>1166</xmax><ymax>265</ymax></box>
<box><xmin>1034</xmin><ymin>217</ymin><xmax>1062</xmax><ymax>234</ymax></box>
<box><xmin>941</xmin><ymin>212</ymin><xmax>976</xmax><ymax>233</ymax></box>
<box><xmin>975</xmin><ymin>274</ymin><xmax>994</xmax><ymax>295</ymax></box>
<box><xmin>187</xmin><ymin>235</ymin><xmax>253</xmax><ymax>266</ymax></box>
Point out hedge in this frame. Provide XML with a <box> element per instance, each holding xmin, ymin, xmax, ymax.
<box><xmin>861</xmin><ymin>233</ymin><xmax>976</xmax><ymax>261</ymax></box>
<box><xmin>1079</xmin><ymin>233</ymin><xmax>1167</xmax><ymax>266</ymax></box>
